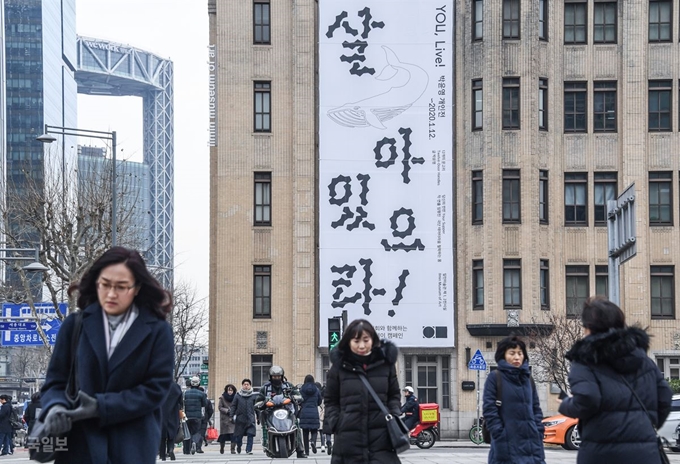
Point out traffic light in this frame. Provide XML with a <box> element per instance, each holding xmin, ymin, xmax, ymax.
<box><xmin>328</xmin><ymin>318</ymin><xmax>341</xmax><ymax>351</ymax></box>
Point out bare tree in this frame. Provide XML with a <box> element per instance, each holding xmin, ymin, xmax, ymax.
<box><xmin>171</xmin><ymin>280</ymin><xmax>208</xmax><ymax>382</ymax></box>
<box><xmin>527</xmin><ymin>311</ymin><xmax>584</xmax><ymax>394</ymax></box>
<box><xmin>9</xmin><ymin>346</ymin><xmax>51</xmax><ymax>391</ymax></box>
<box><xmin>0</xmin><ymin>153</ymin><xmax>144</xmax><ymax>346</ymax></box>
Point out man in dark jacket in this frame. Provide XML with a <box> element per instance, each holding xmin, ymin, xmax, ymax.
<box><xmin>183</xmin><ymin>376</ymin><xmax>207</xmax><ymax>455</ymax></box>
<box><xmin>0</xmin><ymin>396</ymin><xmax>12</xmax><ymax>456</ymax></box>
<box><xmin>559</xmin><ymin>322</ymin><xmax>672</xmax><ymax>464</ymax></box>
<box><xmin>159</xmin><ymin>382</ymin><xmax>182</xmax><ymax>461</ymax></box>
<box><xmin>400</xmin><ymin>386</ymin><xmax>419</xmax><ymax>430</ymax></box>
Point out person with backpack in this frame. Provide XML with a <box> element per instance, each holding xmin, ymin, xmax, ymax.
<box><xmin>482</xmin><ymin>336</ymin><xmax>545</xmax><ymax>464</ymax></box>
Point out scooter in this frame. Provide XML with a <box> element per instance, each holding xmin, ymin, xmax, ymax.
<box><xmin>408</xmin><ymin>403</ymin><xmax>440</xmax><ymax>449</ymax></box>
<box><xmin>256</xmin><ymin>394</ymin><xmax>298</xmax><ymax>458</ymax></box>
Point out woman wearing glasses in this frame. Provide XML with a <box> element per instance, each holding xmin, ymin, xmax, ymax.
<box><xmin>39</xmin><ymin>246</ymin><xmax>174</xmax><ymax>464</ymax></box>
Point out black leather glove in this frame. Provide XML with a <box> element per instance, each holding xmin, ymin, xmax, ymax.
<box><xmin>67</xmin><ymin>391</ymin><xmax>99</xmax><ymax>421</ymax></box>
<box><xmin>43</xmin><ymin>405</ymin><xmax>72</xmax><ymax>435</ymax></box>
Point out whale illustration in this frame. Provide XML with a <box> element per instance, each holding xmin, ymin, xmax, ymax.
<box><xmin>327</xmin><ymin>46</ymin><xmax>429</xmax><ymax>129</ymax></box>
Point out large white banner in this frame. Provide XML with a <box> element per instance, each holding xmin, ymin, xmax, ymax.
<box><xmin>319</xmin><ymin>0</ymin><xmax>454</xmax><ymax>347</ymax></box>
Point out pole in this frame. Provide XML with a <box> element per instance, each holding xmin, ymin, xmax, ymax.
<box><xmin>111</xmin><ymin>131</ymin><xmax>117</xmax><ymax>247</ymax></box>
<box><xmin>476</xmin><ymin>369</ymin><xmax>481</xmax><ymax>434</ymax></box>
<box><xmin>607</xmin><ymin>199</ymin><xmax>620</xmax><ymax>305</ymax></box>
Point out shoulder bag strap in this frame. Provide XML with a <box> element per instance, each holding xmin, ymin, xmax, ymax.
<box><xmin>65</xmin><ymin>311</ymin><xmax>83</xmax><ymax>402</ymax></box>
<box><xmin>619</xmin><ymin>374</ymin><xmax>657</xmax><ymax>430</ymax></box>
<box><xmin>357</xmin><ymin>373</ymin><xmax>390</xmax><ymax>417</ymax></box>
<box><xmin>495</xmin><ymin>369</ymin><xmax>502</xmax><ymax>407</ymax></box>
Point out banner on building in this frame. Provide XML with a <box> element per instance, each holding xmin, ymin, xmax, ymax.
<box><xmin>319</xmin><ymin>0</ymin><xmax>454</xmax><ymax>347</ymax></box>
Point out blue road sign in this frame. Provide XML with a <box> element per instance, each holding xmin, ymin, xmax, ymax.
<box><xmin>0</xmin><ymin>321</ymin><xmax>37</xmax><ymax>331</ymax></box>
<box><xmin>468</xmin><ymin>349</ymin><xmax>487</xmax><ymax>371</ymax></box>
<box><xmin>1</xmin><ymin>302</ymin><xmax>67</xmax><ymax>346</ymax></box>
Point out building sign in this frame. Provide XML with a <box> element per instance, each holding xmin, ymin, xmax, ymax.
<box><xmin>208</xmin><ymin>44</ymin><xmax>217</xmax><ymax>147</ymax></box>
<box><xmin>318</xmin><ymin>0</ymin><xmax>454</xmax><ymax>347</ymax></box>
<box><xmin>1</xmin><ymin>303</ymin><xmax>67</xmax><ymax>346</ymax></box>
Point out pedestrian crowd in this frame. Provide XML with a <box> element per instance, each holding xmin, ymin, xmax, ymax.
<box><xmin>10</xmin><ymin>246</ymin><xmax>672</xmax><ymax>464</ymax></box>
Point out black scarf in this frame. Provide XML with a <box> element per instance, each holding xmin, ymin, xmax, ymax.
<box><xmin>222</xmin><ymin>391</ymin><xmax>235</xmax><ymax>402</ymax></box>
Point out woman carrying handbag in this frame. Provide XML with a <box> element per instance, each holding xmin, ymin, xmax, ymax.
<box><xmin>323</xmin><ymin>319</ymin><xmax>403</xmax><ymax>464</ymax></box>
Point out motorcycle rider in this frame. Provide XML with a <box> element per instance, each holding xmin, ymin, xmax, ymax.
<box><xmin>401</xmin><ymin>386</ymin><xmax>420</xmax><ymax>430</ymax></box>
<box><xmin>255</xmin><ymin>365</ymin><xmax>307</xmax><ymax>458</ymax></box>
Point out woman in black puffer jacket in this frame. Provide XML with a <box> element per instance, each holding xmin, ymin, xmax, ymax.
<box><xmin>559</xmin><ymin>296</ymin><xmax>673</xmax><ymax>464</ymax></box>
<box><xmin>323</xmin><ymin>319</ymin><xmax>401</xmax><ymax>464</ymax></box>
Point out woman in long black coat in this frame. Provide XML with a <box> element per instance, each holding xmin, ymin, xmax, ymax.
<box><xmin>159</xmin><ymin>382</ymin><xmax>182</xmax><ymax>461</ymax></box>
<box><xmin>483</xmin><ymin>336</ymin><xmax>545</xmax><ymax>464</ymax></box>
<box><xmin>230</xmin><ymin>379</ymin><xmax>257</xmax><ymax>454</ymax></box>
<box><xmin>299</xmin><ymin>374</ymin><xmax>322</xmax><ymax>454</ymax></box>
<box><xmin>323</xmin><ymin>319</ymin><xmax>401</xmax><ymax>464</ymax></box>
<box><xmin>559</xmin><ymin>296</ymin><xmax>672</xmax><ymax>464</ymax></box>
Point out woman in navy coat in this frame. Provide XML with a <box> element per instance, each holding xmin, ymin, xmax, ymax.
<box><xmin>40</xmin><ymin>247</ymin><xmax>174</xmax><ymax>464</ymax></box>
<box><xmin>483</xmin><ymin>336</ymin><xmax>545</xmax><ymax>464</ymax></box>
<box><xmin>299</xmin><ymin>374</ymin><xmax>322</xmax><ymax>455</ymax></box>
<box><xmin>558</xmin><ymin>296</ymin><xmax>672</xmax><ymax>464</ymax></box>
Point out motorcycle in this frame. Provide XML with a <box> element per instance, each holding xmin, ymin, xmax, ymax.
<box><xmin>408</xmin><ymin>403</ymin><xmax>440</xmax><ymax>449</ymax></box>
<box><xmin>256</xmin><ymin>394</ymin><xmax>298</xmax><ymax>458</ymax></box>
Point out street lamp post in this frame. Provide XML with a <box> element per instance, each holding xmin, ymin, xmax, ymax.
<box><xmin>0</xmin><ymin>248</ymin><xmax>49</xmax><ymax>273</ymax></box>
<box><xmin>36</xmin><ymin>124</ymin><xmax>118</xmax><ymax>246</ymax></box>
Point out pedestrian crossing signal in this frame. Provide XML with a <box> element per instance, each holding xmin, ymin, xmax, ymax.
<box><xmin>328</xmin><ymin>318</ymin><xmax>342</xmax><ymax>351</ymax></box>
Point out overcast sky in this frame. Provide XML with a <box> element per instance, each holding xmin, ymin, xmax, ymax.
<box><xmin>75</xmin><ymin>0</ymin><xmax>210</xmax><ymax>298</ymax></box>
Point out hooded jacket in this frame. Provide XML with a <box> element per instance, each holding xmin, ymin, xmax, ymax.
<box><xmin>559</xmin><ymin>327</ymin><xmax>672</xmax><ymax>464</ymax></box>
<box><xmin>299</xmin><ymin>382</ymin><xmax>322</xmax><ymax>430</ymax></box>
<box><xmin>483</xmin><ymin>360</ymin><xmax>545</xmax><ymax>464</ymax></box>
<box><xmin>323</xmin><ymin>340</ymin><xmax>401</xmax><ymax>464</ymax></box>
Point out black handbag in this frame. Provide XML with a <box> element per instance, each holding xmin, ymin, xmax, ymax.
<box><xmin>619</xmin><ymin>375</ymin><xmax>671</xmax><ymax>464</ymax></box>
<box><xmin>28</xmin><ymin>311</ymin><xmax>83</xmax><ymax>463</ymax></box>
<box><xmin>357</xmin><ymin>374</ymin><xmax>410</xmax><ymax>454</ymax></box>
<box><xmin>174</xmin><ymin>419</ymin><xmax>186</xmax><ymax>444</ymax></box>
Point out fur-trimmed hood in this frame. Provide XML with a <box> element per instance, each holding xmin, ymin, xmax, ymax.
<box><xmin>565</xmin><ymin>326</ymin><xmax>650</xmax><ymax>373</ymax></box>
<box><xmin>330</xmin><ymin>339</ymin><xmax>399</xmax><ymax>369</ymax></box>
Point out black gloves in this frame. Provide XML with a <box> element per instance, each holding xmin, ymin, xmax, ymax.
<box><xmin>43</xmin><ymin>405</ymin><xmax>72</xmax><ymax>435</ymax></box>
<box><xmin>68</xmin><ymin>391</ymin><xmax>99</xmax><ymax>421</ymax></box>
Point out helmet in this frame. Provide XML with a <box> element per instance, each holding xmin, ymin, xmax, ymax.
<box><xmin>190</xmin><ymin>376</ymin><xmax>200</xmax><ymax>387</ymax></box>
<box><xmin>403</xmin><ymin>386</ymin><xmax>414</xmax><ymax>393</ymax></box>
<box><xmin>269</xmin><ymin>365</ymin><xmax>285</xmax><ymax>378</ymax></box>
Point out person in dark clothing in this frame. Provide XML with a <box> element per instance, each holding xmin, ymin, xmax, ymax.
<box><xmin>299</xmin><ymin>374</ymin><xmax>322</xmax><ymax>455</ymax></box>
<box><xmin>183</xmin><ymin>376</ymin><xmax>207</xmax><ymax>455</ymax></box>
<box><xmin>0</xmin><ymin>396</ymin><xmax>12</xmax><ymax>456</ymax></box>
<box><xmin>24</xmin><ymin>392</ymin><xmax>41</xmax><ymax>437</ymax></box>
<box><xmin>323</xmin><ymin>318</ymin><xmax>402</xmax><ymax>464</ymax></box>
<box><xmin>230</xmin><ymin>378</ymin><xmax>258</xmax><ymax>454</ymax></box>
<box><xmin>483</xmin><ymin>336</ymin><xmax>545</xmax><ymax>464</ymax></box>
<box><xmin>198</xmin><ymin>387</ymin><xmax>213</xmax><ymax>448</ymax></box>
<box><xmin>400</xmin><ymin>386</ymin><xmax>419</xmax><ymax>430</ymax></box>
<box><xmin>159</xmin><ymin>382</ymin><xmax>182</xmax><ymax>461</ymax></box>
<box><xmin>218</xmin><ymin>384</ymin><xmax>237</xmax><ymax>454</ymax></box>
<box><xmin>558</xmin><ymin>296</ymin><xmax>673</xmax><ymax>464</ymax></box>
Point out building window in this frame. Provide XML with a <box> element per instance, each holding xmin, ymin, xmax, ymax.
<box><xmin>594</xmin><ymin>81</ymin><xmax>617</xmax><ymax>132</ymax></box>
<box><xmin>251</xmin><ymin>355</ymin><xmax>272</xmax><ymax>388</ymax></box>
<box><xmin>502</xmin><ymin>169</ymin><xmax>521</xmax><ymax>223</ymax></box>
<box><xmin>564</xmin><ymin>82</ymin><xmax>587</xmax><ymax>132</ymax></box>
<box><xmin>404</xmin><ymin>355</ymin><xmax>450</xmax><ymax>409</ymax></box>
<box><xmin>473</xmin><ymin>260</ymin><xmax>484</xmax><ymax>309</ymax></box>
<box><xmin>540</xmin><ymin>259</ymin><xmax>550</xmax><ymax>309</ymax></box>
<box><xmin>539</xmin><ymin>0</ymin><xmax>548</xmax><ymax>40</ymax></box>
<box><xmin>649</xmin><ymin>0</ymin><xmax>672</xmax><ymax>42</ymax></box>
<box><xmin>472</xmin><ymin>79</ymin><xmax>483</xmax><ymax>130</ymax></box>
<box><xmin>473</xmin><ymin>0</ymin><xmax>483</xmax><ymax>40</ymax></box>
<box><xmin>539</xmin><ymin>170</ymin><xmax>549</xmax><ymax>224</ymax></box>
<box><xmin>503</xmin><ymin>0</ymin><xmax>520</xmax><ymax>39</ymax></box>
<box><xmin>565</xmin><ymin>172</ymin><xmax>588</xmax><ymax>226</ymax></box>
<box><xmin>502</xmin><ymin>78</ymin><xmax>520</xmax><ymax>129</ymax></box>
<box><xmin>594</xmin><ymin>172</ymin><xmax>617</xmax><ymax>226</ymax></box>
<box><xmin>566</xmin><ymin>265</ymin><xmax>589</xmax><ymax>317</ymax></box>
<box><xmin>593</xmin><ymin>2</ymin><xmax>617</xmax><ymax>43</ymax></box>
<box><xmin>651</xmin><ymin>266</ymin><xmax>675</xmax><ymax>319</ymax></box>
<box><xmin>254</xmin><ymin>81</ymin><xmax>271</xmax><ymax>132</ymax></box>
<box><xmin>254</xmin><ymin>265</ymin><xmax>271</xmax><ymax>318</ymax></box>
<box><xmin>254</xmin><ymin>172</ymin><xmax>271</xmax><ymax>226</ymax></box>
<box><xmin>253</xmin><ymin>1</ymin><xmax>271</xmax><ymax>44</ymax></box>
<box><xmin>504</xmin><ymin>259</ymin><xmax>522</xmax><ymax>309</ymax></box>
<box><xmin>472</xmin><ymin>170</ymin><xmax>483</xmax><ymax>224</ymax></box>
<box><xmin>539</xmin><ymin>78</ymin><xmax>548</xmax><ymax>130</ymax></box>
<box><xmin>596</xmin><ymin>265</ymin><xmax>609</xmax><ymax>297</ymax></box>
<box><xmin>649</xmin><ymin>80</ymin><xmax>672</xmax><ymax>132</ymax></box>
<box><xmin>649</xmin><ymin>171</ymin><xmax>672</xmax><ymax>225</ymax></box>
<box><xmin>564</xmin><ymin>2</ymin><xmax>587</xmax><ymax>44</ymax></box>
<box><xmin>657</xmin><ymin>357</ymin><xmax>680</xmax><ymax>380</ymax></box>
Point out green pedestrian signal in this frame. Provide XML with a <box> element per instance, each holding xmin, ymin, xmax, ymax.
<box><xmin>328</xmin><ymin>318</ymin><xmax>342</xmax><ymax>351</ymax></box>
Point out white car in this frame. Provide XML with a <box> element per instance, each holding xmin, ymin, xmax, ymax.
<box><xmin>659</xmin><ymin>394</ymin><xmax>680</xmax><ymax>451</ymax></box>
